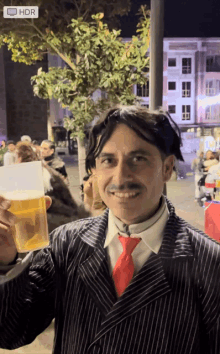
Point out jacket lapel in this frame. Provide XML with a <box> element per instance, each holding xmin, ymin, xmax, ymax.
<box><xmin>92</xmin><ymin>252</ymin><xmax>171</xmax><ymax>341</ymax></box>
<box><xmin>78</xmin><ymin>210</ymin><xmax>117</xmax><ymax>316</ymax></box>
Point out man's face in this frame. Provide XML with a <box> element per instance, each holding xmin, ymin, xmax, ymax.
<box><xmin>206</xmin><ymin>151</ymin><xmax>214</xmax><ymax>160</ymax></box>
<box><xmin>8</xmin><ymin>143</ymin><xmax>15</xmax><ymax>152</ymax></box>
<box><xmin>94</xmin><ymin>124</ymin><xmax>174</xmax><ymax>225</ymax></box>
<box><xmin>41</xmin><ymin>143</ymin><xmax>54</xmax><ymax>158</ymax></box>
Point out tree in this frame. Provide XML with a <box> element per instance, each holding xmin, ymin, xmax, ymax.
<box><xmin>0</xmin><ymin>4</ymin><xmax>150</xmax><ymax>186</ymax></box>
<box><xmin>0</xmin><ymin>0</ymin><xmax>131</xmax><ymax>63</ymax></box>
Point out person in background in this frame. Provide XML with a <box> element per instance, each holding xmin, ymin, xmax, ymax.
<box><xmin>0</xmin><ymin>140</ymin><xmax>7</xmax><ymax>166</ymax></box>
<box><xmin>15</xmin><ymin>141</ymin><xmax>90</xmax><ymax>232</ymax></box>
<box><xmin>32</xmin><ymin>140</ymin><xmax>42</xmax><ymax>159</ymax></box>
<box><xmin>213</xmin><ymin>151</ymin><xmax>220</xmax><ymax>161</ymax></box>
<box><xmin>204</xmin><ymin>151</ymin><xmax>220</xmax><ymax>200</ymax></box>
<box><xmin>197</xmin><ymin>150</ymin><xmax>218</xmax><ymax>206</ymax></box>
<box><xmin>83</xmin><ymin>171</ymin><xmax>107</xmax><ymax>216</ymax></box>
<box><xmin>40</xmin><ymin>140</ymin><xmax>69</xmax><ymax>185</ymax></box>
<box><xmin>196</xmin><ymin>151</ymin><xmax>204</xmax><ymax>171</ymax></box>
<box><xmin>0</xmin><ymin>140</ymin><xmax>6</xmax><ymax>148</ymax></box>
<box><xmin>20</xmin><ymin>135</ymin><xmax>32</xmax><ymax>143</ymax></box>
<box><xmin>191</xmin><ymin>151</ymin><xmax>204</xmax><ymax>202</ymax></box>
<box><xmin>202</xmin><ymin>150</ymin><xmax>218</xmax><ymax>172</ymax></box>
<box><xmin>3</xmin><ymin>140</ymin><xmax>16</xmax><ymax>166</ymax></box>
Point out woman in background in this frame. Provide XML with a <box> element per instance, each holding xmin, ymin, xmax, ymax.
<box><xmin>191</xmin><ymin>151</ymin><xmax>204</xmax><ymax>202</ymax></box>
<box><xmin>15</xmin><ymin>141</ymin><xmax>90</xmax><ymax>232</ymax></box>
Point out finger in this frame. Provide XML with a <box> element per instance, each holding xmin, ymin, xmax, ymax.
<box><xmin>0</xmin><ymin>223</ymin><xmax>10</xmax><ymax>232</ymax></box>
<box><xmin>0</xmin><ymin>209</ymin><xmax>17</xmax><ymax>227</ymax></box>
<box><xmin>0</xmin><ymin>232</ymin><xmax>11</xmax><ymax>247</ymax></box>
<box><xmin>0</xmin><ymin>197</ymin><xmax>11</xmax><ymax>210</ymax></box>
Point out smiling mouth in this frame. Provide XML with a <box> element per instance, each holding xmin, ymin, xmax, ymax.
<box><xmin>110</xmin><ymin>192</ymin><xmax>140</xmax><ymax>199</ymax></box>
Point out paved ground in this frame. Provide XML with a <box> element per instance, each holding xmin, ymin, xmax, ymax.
<box><xmin>0</xmin><ymin>153</ymin><xmax>206</xmax><ymax>354</ymax></box>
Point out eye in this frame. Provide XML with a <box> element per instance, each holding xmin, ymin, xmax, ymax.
<box><xmin>101</xmin><ymin>158</ymin><xmax>113</xmax><ymax>165</ymax></box>
<box><xmin>133</xmin><ymin>156</ymin><xmax>147</xmax><ymax>162</ymax></box>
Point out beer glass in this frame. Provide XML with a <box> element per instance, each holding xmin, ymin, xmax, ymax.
<box><xmin>0</xmin><ymin>161</ymin><xmax>49</xmax><ymax>252</ymax></box>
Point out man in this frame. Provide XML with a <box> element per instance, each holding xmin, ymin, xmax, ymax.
<box><xmin>3</xmin><ymin>140</ymin><xmax>16</xmax><ymax>166</ymax></box>
<box><xmin>191</xmin><ymin>151</ymin><xmax>204</xmax><ymax>202</ymax></box>
<box><xmin>197</xmin><ymin>150</ymin><xmax>218</xmax><ymax>205</ymax></box>
<box><xmin>0</xmin><ymin>105</ymin><xmax>220</xmax><ymax>353</ymax></box>
<box><xmin>40</xmin><ymin>139</ymin><xmax>69</xmax><ymax>184</ymax></box>
<box><xmin>20</xmin><ymin>135</ymin><xmax>32</xmax><ymax>143</ymax></box>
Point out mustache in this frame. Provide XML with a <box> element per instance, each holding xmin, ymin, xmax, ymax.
<box><xmin>108</xmin><ymin>183</ymin><xmax>142</xmax><ymax>193</ymax></box>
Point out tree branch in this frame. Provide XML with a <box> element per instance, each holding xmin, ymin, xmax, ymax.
<box><xmin>83</xmin><ymin>0</ymin><xmax>94</xmax><ymax>20</ymax></box>
<box><xmin>72</xmin><ymin>0</ymin><xmax>80</xmax><ymax>14</ymax></box>
<box><xmin>22</xmin><ymin>18</ymin><xmax>76</xmax><ymax>71</ymax></box>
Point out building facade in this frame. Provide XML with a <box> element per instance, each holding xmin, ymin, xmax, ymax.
<box><xmin>0</xmin><ymin>45</ymin><xmax>49</xmax><ymax>143</ymax></box>
<box><xmin>0</xmin><ymin>48</ymin><xmax>68</xmax><ymax>144</ymax></box>
<box><xmin>135</xmin><ymin>37</ymin><xmax>220</xmax><ymax>143</ymax></box>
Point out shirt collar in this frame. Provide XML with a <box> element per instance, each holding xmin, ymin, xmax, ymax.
<box><xmin>104</xmin><ymin>195</ymin><xmax>169</xmax><ymax>254</ymax></box>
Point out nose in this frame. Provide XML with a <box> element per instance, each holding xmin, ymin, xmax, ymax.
<box><xmin>112</xmin><ymin>160</ymin><xmax>133</xmax><ymax>186</ymax></box>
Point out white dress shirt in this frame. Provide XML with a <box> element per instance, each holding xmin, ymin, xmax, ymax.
<box><xmin>104</xmin><ymin>195</ymin><xmax>169</xmax><ymax>276</ymax></box>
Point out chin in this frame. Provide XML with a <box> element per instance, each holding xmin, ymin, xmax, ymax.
<box><xmin>113</xmin><ymin>208</ymin><xmax>139</xmax><ymax>222</ymax></box>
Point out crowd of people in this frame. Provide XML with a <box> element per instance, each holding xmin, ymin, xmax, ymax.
<box><xmin>0</xmin><ymin>135</ymin><xmax>91</xmax><ymax>232</ymax></box>
<box><xmin>191</xmin><ymin>149</ymin><xmax>220</xmax><ymax>206</ymax></box>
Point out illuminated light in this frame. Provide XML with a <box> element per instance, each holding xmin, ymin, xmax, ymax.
<box><xmin>203</xmin><ymin>136</ymin><xmax>220</xmax><ymax>152</ymax></box>
<box><xmin>204</xmin><ymin>136</ymin><xmax>216</xmax><ymax>152</ymax></box>
<box><xmin>198</xmin><ymin>94</ymin><xmax>220</xmax><ymax>109</ymax></box>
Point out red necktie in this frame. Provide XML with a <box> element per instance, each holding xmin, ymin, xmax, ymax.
<box><xmin>112</xmin><ymin>235</ymin><xmax>141</xmax><ymax>296</ymax></box>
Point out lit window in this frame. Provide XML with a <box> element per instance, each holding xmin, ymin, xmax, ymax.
<box><xmin>182</xmin><ymin>58</ymin><xmax>191</xmax><ymax>74</ymax></box>
<box><xmin>217</xmin><ymin>80</ymin><xmax>220</xmax><ymax>94</ymax></box>
<box><xmin>168</xmin><ymin>58</ymin><xmax>176</xmax><ymax>67</ymax></box>
<box><xmin>168</xmin><ymin>105</ymin><xmax>176</xmax><ymax>114</ymax></box>
<box><xmin>207</xmin><ymin>105</ymin><xmax>220</xmax><ymax>120</ymax></box>
<box><xmin>206</xmin><ymin>81</ymin><xmax>216</xmax><ymax>96</ymax></box>
<box><xmin>213</xmin><ymin>105</ymin><xmax>220</xmax><ymax>120</ymax></box>
<box><xmin>182</xmin><ymin>82</ymin><xmax>191</xmax><ymax>97</ymax></box>
<box><xmin>182</xmin><ymin>105</ymin><xmax>191</xmax><ymax>120</ymax></box>
<box><xmin>205</xmin><ymin>106</ymin><xmax>212</xmax><ymax>120</ymax></box>
<box><xmin>136</xmin><ymin>82</ymin><xmax>149</xmax><ymax>97</ymax></box>
<box><xmin>168</xmin><ymin>82</ymin><xmax>176</xmax><ymax>90</ymax></box>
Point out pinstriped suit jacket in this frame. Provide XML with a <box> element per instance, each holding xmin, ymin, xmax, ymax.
<box><xmin>0</xmin><ymin>199</ymin><xmax>220</xmax><ymax>354</ymax></box>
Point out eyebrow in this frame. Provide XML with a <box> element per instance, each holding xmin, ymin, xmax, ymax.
<box><xmin>98</xmin><ymin>149</ymin><xmax>153</xmax><ymax>159</ymax></box>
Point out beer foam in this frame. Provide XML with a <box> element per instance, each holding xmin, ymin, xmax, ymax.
<box><xmin>2</xmin><ymin>190</ymin><xmax>43</xmax><ymax>200</ymax></box>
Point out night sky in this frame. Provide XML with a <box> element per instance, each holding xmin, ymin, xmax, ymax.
<box><xmin>120</xmin><ymin>0</ymin><xmax>220</xmax><ymax>38</ymax></box>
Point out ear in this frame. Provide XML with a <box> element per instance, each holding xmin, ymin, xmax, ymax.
<box><xmin>45</xmin><ymin>196</ymin><xmax>52</xmax><ymax>210</ymax></box>
<box><xmin>162</xmin><ymin>155</ymin><xmax>175</xmax><ymax>182</ymax></box>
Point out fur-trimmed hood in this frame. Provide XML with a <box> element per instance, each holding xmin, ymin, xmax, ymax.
<box><xmin>42</xmin><ymin>163</ymin><xmax>90</xmax><ymax>233</ymax></box>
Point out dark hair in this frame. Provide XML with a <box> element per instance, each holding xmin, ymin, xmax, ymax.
<box><xmin>32</xmin><ymin>140</ymin><xmax>40</xmax><ymax>146</ymax></box>
<box><xmin>41</xmin><ymin>140</ymin><xmax>56</xmax><ymax>152</ymax></box>
<box><xmin>16</xmin><ymin>141</ymin><xmax>39</xmax><ymax>162</ymax></box>
<box><xmin>85</xmin><ymin>105</ymin><xmax>184</xmax><ymax>174</ymax></box>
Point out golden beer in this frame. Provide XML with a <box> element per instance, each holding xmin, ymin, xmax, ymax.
<box><xmin>5</xmin><ymin>190</ymin><xmax>49</xmax><ymax>252</ymax></box>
